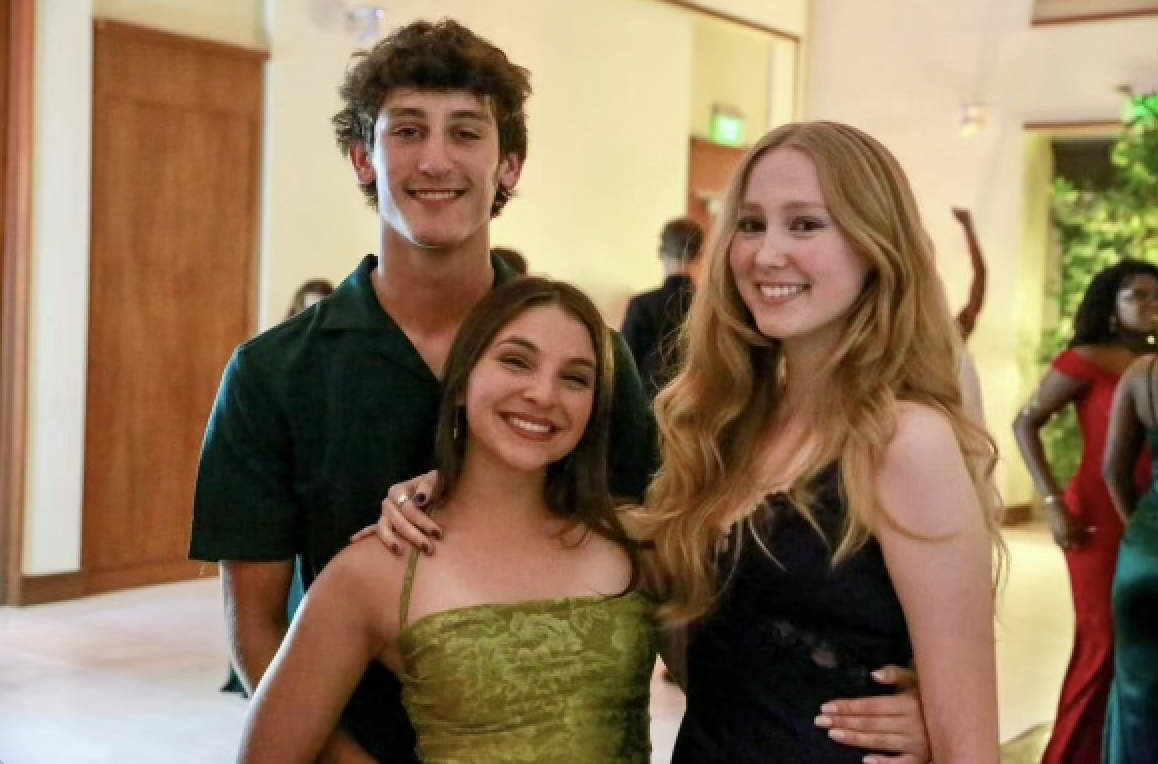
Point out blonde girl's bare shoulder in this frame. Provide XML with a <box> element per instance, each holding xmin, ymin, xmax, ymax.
<box><xmin>877</xmin><ymin>402</ymin><xmax>975</xmax><ymax>535</ymax></box>
<box><xmin>891</xmin><ymin>401</ymin><xmax>958</xmax><ymax>449</ymax></box>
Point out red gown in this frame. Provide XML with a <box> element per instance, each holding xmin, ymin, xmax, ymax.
<box><xmin>1041</xmin><ymin>350</ymin><xmax>1149</xmax><ymax>764</ymax></box>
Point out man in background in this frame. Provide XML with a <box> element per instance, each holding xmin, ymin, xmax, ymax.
<box><xmin>621</xmin><ymin>217</ymin><xmax>704</xmax><ymax>401</ymax></box>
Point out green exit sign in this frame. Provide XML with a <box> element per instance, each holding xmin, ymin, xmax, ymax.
<box><xmin>711</xmin><ymin>113</ymin><xmax>745</xmax><ymax>147</ymax></box>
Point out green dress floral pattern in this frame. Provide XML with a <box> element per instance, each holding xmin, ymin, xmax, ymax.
<box><xmin>397</xmin><ymin>553</ymin><xmax>657</xmax><ymax>763</ymax></box>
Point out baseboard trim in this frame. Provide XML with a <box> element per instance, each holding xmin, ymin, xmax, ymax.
<box><xmin>19</xmin><ymin>571</ymin><xmax>86</xmax><ymax>605</ymax></box>
<box><xmin>85</xmin><ymin>560</ymin><xmax>214</xmax><ymax>597</ymax></box>
<box><xmin>1001</xmin><ymin>502</ymin><xmax>1034</xmax><ymax>526</ymax></box>
<box><xmin>18</xmin><ymin>560</ymin><xmax>216</xmax><ymax>605</ymax></box>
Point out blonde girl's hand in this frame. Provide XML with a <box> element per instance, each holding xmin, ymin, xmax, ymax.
<box><xmin>349</xmin><ymin>471</ymin><xmax>444</xmax><ymax>555</ymax></box>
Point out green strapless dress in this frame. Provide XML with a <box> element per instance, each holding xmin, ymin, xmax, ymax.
<box><xmin>396</xmin><ymin>550</ymin><xmax>658</xmax><ymax>763</ymax></box>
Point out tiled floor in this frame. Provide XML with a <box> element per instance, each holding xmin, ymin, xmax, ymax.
<box><xmin>0</xmin><ymin>522</ymin><xmax>1072</xmax><ymax>764</ymax></box>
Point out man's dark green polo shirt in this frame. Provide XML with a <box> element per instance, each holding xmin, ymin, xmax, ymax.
<box><xmin>190</xmin><ymin>253</ymin><xmax>657</xmax><ymax>764</ymax></box>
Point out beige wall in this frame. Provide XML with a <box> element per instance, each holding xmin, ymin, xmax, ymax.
<box><xmin>24</xmin><ymin>0</ymin><xmax>707</xmax><ymax>574</ymax></box>
<box><xmin>92</xmin><ymin>0</ymin><xmax>265</xmax><ymax>48</ymax></box>
<box><xmin>23</xmin><ymin>0</ymin><xmax>94</xmax><ymax>574</ymax></box>
<box><xmin>690</xmin><ymin>17</ymin><xmax>772</xmax><ymax>139</ymax></box>
<box><xmin>806</xmin><ymin>0</ymin><xmax>1158</xmax><ymax>504</ymax></box>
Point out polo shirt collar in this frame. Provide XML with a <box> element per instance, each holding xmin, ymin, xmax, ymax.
<box><xmin>319</xmin><ymin>252</ymin><xmax>519</xmax><ymax>333</ymax></box>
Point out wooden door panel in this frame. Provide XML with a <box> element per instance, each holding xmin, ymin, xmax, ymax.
<box><xmin>84</xmin><ymin>22</ymin><xmax>263</xmax><ymax>582</ymax></box>
<box><xmin>687</xmin><ymin>136</ymin><xmax>747</xmax><ymax>241</ymax></box>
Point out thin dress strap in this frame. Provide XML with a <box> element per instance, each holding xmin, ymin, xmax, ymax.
<box><xmin>399</xmin><ymin>548</ymin><xmax>422</xmax><ymax>630</ymax></box>
<box><xmin>1148</xmin><ymin>355</ymin><xmax>1158</xmax><ymax>426</ymax></box>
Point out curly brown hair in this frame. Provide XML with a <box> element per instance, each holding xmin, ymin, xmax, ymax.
<box><xmin>332</xmin><ymin>19</ymin><xmax>532</xmax><ymax>217</ymax></box>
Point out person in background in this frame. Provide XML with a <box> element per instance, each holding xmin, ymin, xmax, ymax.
<box><xmin>491</xmin><ymin>246</ymin><xmax>528</xmax><ymax>275</ymax></box>
<box><xmin>949</xmin><ymin>207</ymin><xmax>988</xmax><ymax>427</ymax></box>
<box><xmin>285</xmin><ymin>279</ymin><xmax>335</xmax><ymax>320</ymax></box>
<box><xmin>1102</xmin><ymin>350</ymin><xmax>1158</xmax><ymax>764</ymax></box>
<box><xmin>952</xmin><ymin>207</ymin><xmax>986</xmax><ymax>341</ymax></box>
<box><xmin>1013</xmin><ymin>259</ymin><xmax>1158</xmax><ymax>764</ymax></box>
<box><xmin>621</xmin><ymin>218</ymin><xmax>705</xmax><ymax>401</ymax></box>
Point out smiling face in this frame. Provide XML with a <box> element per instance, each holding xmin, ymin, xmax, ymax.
<box><xmin>728</xmin><ymin>147</ymin><xmax>871</xmax><ymax>351</ymax></box>
<box><xmin>462</xmin><ymin>304</ymin><xmax>598</xmax><ymax>474</ymax></box>
<box><xmin>351</xmin><ymin>89</ymin><xmax>522</xmax><ymax>252</ymax></box>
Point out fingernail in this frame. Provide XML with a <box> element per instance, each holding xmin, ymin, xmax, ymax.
<box><xmin>864</xmin><ymin>757</ymin><xmax>879</xmax><ymax>764</ymax></box>
<box><xmin>820</xmin><ymin>703</ymin><xmax>837</xmax><ymax>714</ymax></box>
<box><xmin>814</xmin><ymin>715</ymin><xmax>832</xmax><ymax>728</ymax></box>
<box><xmin>829</xmin><ymin>729</ymin><xmax>847</xmax><ymax>741</ymax></box>
<box><xmin>415</xmin><ymin>493</ymin><xmax>428</xmax><ymax>505</ymax></box>
<box><xmin>431</xmin><ymin>529</ymin><xmax>443</xmax><ymax>541</ymax></box>
<box><xmin>871</xmin><ymin>669</ymin><xmax>887</xmax><ymax>680</ymax></box>
<box><xmin>423</xmin><ymin>544</ymin><xmax>434</xmax><ymax>556</ymax></box>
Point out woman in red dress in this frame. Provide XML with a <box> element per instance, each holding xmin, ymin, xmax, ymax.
<box><xmin>1014</xmin><ymin>259</ymin><xmax>1158</xmax><ymax>764</ymax></box>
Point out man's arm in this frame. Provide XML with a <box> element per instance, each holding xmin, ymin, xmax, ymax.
<box><xmin>222</xmin><ymin>560</ymin><xmax>295</xmax><ymax>694</ymax></box>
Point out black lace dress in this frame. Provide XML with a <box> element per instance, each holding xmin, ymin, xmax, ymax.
<box><xmin>671</xmin><ymin>464</ymin><xmax>915</xmax><ymax>764</ymax></box>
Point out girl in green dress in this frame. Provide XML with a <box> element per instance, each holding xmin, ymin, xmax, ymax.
<box><xmin>237</xmin><ymin>277</ymin><xmax>657</xmax><ymax>764</ymax></box>
<box><xmin>1103</xmin><ymin>351</ymin><xmax>1158</xmax><ymax>764</ymax></box>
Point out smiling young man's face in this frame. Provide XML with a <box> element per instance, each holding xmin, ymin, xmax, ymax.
<box><xmin>354</xmin><ymin>88</ymin><xmax>523</xmax><ymax>252</ymax></box>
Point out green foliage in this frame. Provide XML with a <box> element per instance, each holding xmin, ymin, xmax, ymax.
<box><xmin>1042</xmin><ymin>94</ymin><xmax>1158</xmax><ymax>483</ymax></box>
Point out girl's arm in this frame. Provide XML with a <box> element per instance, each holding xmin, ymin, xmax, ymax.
<box><xmin>237</xmin><ymin>543</ymin><xmax>395</xmax><ymax>764</ymax></box>
<box><xmin>1012</xmin><ymin>366</ymin><xmax>1091</xmax><ymax>549</ymax></box>
<box><xmin>951</xmin><ymin>207</ymin><xmax>986</xmax><ymax>338</ymax></box>
<box><xmin>1104</xmin><ymin>357</ymin><xmax>1152</xmax><ymax>522</ymax></box>
<box><xmin>876</xmin><ymin>404</ymin><xmax>999</xmax><ymax>764</ymax></box>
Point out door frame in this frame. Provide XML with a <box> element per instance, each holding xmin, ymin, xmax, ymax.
<box><xmin>1</xmin><ymin>0</ymin><xmax>35</xmax><ymax>605</ymax></box>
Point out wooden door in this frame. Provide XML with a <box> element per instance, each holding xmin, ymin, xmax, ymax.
<box><xmin>82</xmin><ymin>21</ymin><xmax>265</xmax><ymax>593</ymax></box>
<box><xmin>687</xmin><ymin>136</ymin><xmax>748</xmax><ymax>240</ymax></box>
<box><xmin>0</xmin><ymin>0</ymin><xmax>12</xmax><ymax>601</ymax></box>
<box><xmin>1</xmin><ymin>1</ymin><xmax>9</xmax><ymax>269</ymax></box>
<box><xmin>1</xmin><ymin>0</ymin><xmax>34</xmax><ymax>605</ymax></box>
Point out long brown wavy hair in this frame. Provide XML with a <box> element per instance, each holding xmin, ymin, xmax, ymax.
<box><xmin>637</xmin><ymin>121</ymin><xmax>1006</xmax><ymax>625</ymax></box>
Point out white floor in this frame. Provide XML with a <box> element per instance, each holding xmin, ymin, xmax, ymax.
<box><xmin>0</xmin><ymin>523</ymin><xmax>1072</xmax><ymax>764</ymax></box>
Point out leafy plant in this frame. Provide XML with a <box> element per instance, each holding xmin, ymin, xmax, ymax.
<box><xmin>1042</xmin><ymin>93</ymin><xmax>1158</xmax><ymax>484</ymax></box>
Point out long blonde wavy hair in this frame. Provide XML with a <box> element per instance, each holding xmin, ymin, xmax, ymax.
<box><xmin>637</xmin><ymin>121</ymin><xmax>1005</xmax><ymax>625</ymax></box>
